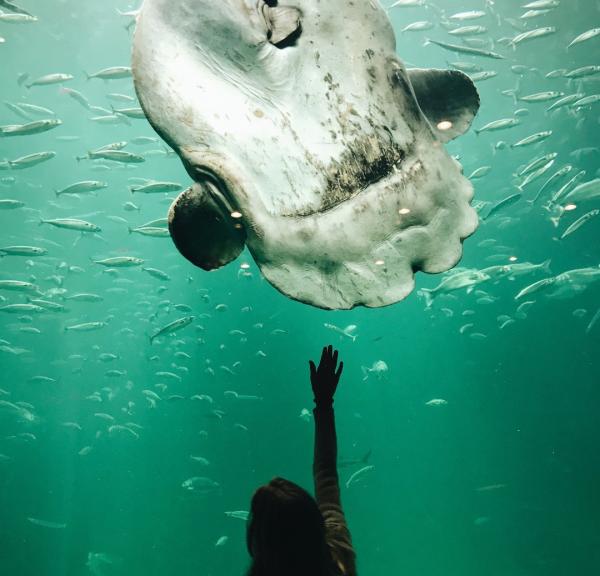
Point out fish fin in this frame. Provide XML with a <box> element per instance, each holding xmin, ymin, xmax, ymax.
<box><xmin>169</xmin><ymin>181</ymin><xmax>246</xmax><ymax>271</ymax></box>
<box><xmin>541</xmin><ymin>259</ymin><xmax>552</xmax><ymax>275</ymax></box>
<box><xmin>420</xmin><ymin>288</ymin><xmax>434</xmax><ymax>309</ymax></box>
<box><xmin>361</xmin><ymin>449</ymin><xmax>372</xmax><ymax>465</ymax></box>
<box><xmin>407</xmin><ymin>68</ymin><xmax>480</xmax><ymax>143</ymax></box>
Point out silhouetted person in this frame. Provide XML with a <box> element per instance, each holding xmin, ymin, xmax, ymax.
<box><xmin>246</xmin><ymin>345</ymin><xmax>356</xmax><ymax>576</ymax></box>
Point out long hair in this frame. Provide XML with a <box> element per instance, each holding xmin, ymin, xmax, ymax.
<box><xmin>246</xmin><ymin>477</ymin><xmax>338</xmax><ymax>576</ymax></box>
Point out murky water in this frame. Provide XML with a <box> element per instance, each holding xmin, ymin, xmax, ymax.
<box><xmin>1</xmin><ymin>1</ymin><xmax>599</xmax><ymax>575</ymax></box>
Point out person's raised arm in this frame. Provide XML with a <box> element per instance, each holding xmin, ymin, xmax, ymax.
<box><xmin>310</xmin><ymin>345</ymin><xmax>344</xmax><ymax>508</ymax></box>
<box><xmin>310</xmin><ymin>346</ymin><xmax>356</xmax><ymax>575</ymax></box>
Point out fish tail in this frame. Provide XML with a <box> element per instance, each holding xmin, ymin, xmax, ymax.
<box><xmin>361</xmin><ymin>449</ymin><xmax>372</xmax><ymax>464</ymax></box>
<box><xmin>129</xmin><ymin>186</ymin><xmax>136</xmax><ymax>193</ymax></box>
<box><xmin>474</xmin><ymin>129</ymin><xmax>480</xmax><ymax>136</ymax></box>
<box><xmin>420</xmin><ymin>288</ymin><xmax>434</xmax><ymax>309</ymax></box>
<box><xmin>423</xmin><ymin>37</ymin><xmax>432</xmax><ymax>47</ymax></box>
<box><xmin>360</xmin><ymin>366</ymin><xmax>369</xmax><ymax>381</ymax></box>
<box><xmin>84</xmin><ymin>71</ymin><xmax>91</xmax><ymax>81</ymax></box>
<box><xmin>541</xmin><ymin>259</ymin><xmax>552</xmax><ymax>275</ymax></box>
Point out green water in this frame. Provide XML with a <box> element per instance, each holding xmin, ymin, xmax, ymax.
<box><xmin>1</xmin><ymin>1</ymin><xmax>599</xmax><ymax>575</ymax></box>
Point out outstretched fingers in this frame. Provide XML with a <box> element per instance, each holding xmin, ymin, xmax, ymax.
<box><xmin>320</xmin><ymin>346</ymin><xmax>328</xmax><ymax>366</ymax></box>
<box><xmin>335</xmin><ymin>360</ymin><xmax>344</xmax><ymax>381</ymax></box>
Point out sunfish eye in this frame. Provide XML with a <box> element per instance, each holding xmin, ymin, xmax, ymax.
<box><xmin>261</xmin><ymin>2</ymin><xmax>302</xmax><ymax>48</ymax></box>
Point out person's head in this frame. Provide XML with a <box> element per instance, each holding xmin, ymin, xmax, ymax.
<box><xmin>246</xmin><ymin>477</ymin><xmax>336</xmax><ymax>576</ymax></box>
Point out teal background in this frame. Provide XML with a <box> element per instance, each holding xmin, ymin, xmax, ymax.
<box><xmin>1</xmin><ymin>1</ymin><xmax>599</xmax><ymax>575</ymax></box>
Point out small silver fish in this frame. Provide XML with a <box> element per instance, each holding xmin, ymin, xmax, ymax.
<box><xmin>26</xmin><ymin>74</ymin><xmax>74</xmax><ymax>88</ymax></box>
<box><xmin>518</xmin><ymin>91</ymin><xmax>563</xmax><ymax>103</ymax></box>
<box><xmin>510</xmin><ymin>27</ymin><xmax>556</xmax><ymax>47</ymax></box>
<box><xmin>425</xmin><ymin>398</ymin><xmax>448</xmax><ymax>406</ymax></box>
<box><xmin>8</xmin><ymin>151</ymin><xmax>56</xmax><ymax>169</ymax></box>
<box><xmin>401</xmin><ymin>21</ymin><xmax>434</xmax><ymax>33</ymax></box>
<box><xmin>0</xmin><ymin>119</ymin><xmax>61</xmax><ymax>137</ymax></box>
<box><xmin>345</xmin><ymin>465</ymin><xmax>375</xmax><ymax>488</ymax></box>
<box><xmin>86</xmin><ymin>66</ymin><xmax>132</xmax><ymax>80</ymax></box>
<box><xmin>511</xmin><ymin>131</ymin><xmax>552</xmax><ymax>148</ymax></box>
<box><xmin>150</xmin><ymin>316</ymin><xmax>194</xmax><ymax>344</ymax></box>
<box><xmin>567</xmin><ymin>28</ymin><xmax>600</xmax><ymax>49</ymax></box>
<box><xmin>129</xmin><ymin>181</ymin><xmax>182</xmax><ymax>194</ymax></box>
<box><xmin>65</xmin><ymin>321</ymin><xmax>107</xmax><ymax>332</ymax></box>
<box><xmin>55</xmin><ymin>181</ymin><xmax>107</xmax><ymax>196</ymax></box>
<box><xmin>142</xmin><ymin>267</ymin><xmax>171</xmax><ymax>280</ymax></box>
<box><xmin>93</xmin><ymin>256</ymin><xmax>144</xmax><ymax>267</ymax></box>
<box><xmin>560</xmin><ymin>209</ymin><xmax>600</xmax><ymax>240</ymax></box>
<box><xmin>475</xmin><ymin>118</ymin><xmax>520</xmax><ymax>134</ymax></box>
<box><xmin>0</xmin><ymin>245</ymin><xmax>47</xmax><ymax>256</ymax></box>
<box><xmin>426</xmin><ymin>38</ymin><xmax>505</xmax><ymax>59</ymax></box>
<box><xmin>40</xmin><ymin>218</ymin><xmax>101</xmax><ymax>232</ymax></box>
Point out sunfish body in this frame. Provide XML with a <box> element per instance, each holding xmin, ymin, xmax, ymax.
<box><xmin>132</xmin><ymin>0</ymin><xmax>480</xmax><ymax>309</ymax></box>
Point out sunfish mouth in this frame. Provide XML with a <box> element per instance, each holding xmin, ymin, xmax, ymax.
<box><xmin>292</xmin><ymin>133</ymin><xmax>411</xmax><ymax>217</ymax></box>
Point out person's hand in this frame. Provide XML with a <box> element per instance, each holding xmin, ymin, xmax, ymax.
<box><xmin>309</xmin><ymin>345</ymin><xmax>343</xmax><ymax>407</ymax></box>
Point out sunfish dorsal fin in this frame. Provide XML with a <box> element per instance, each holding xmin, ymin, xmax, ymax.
<box><xmin>407</xmin><ymin>68</ymin><xmax>480</xmax><ymax>143</ymax></box>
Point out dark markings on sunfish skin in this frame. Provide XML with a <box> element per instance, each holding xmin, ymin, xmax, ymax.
<box><xmin>292</xmin><ymin>131</ymin><xmax>407</xmax><ymax>217</ymax></box>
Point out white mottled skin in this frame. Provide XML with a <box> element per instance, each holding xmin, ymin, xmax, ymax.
<box><xmin>132</xmin><ymin>0</ymin><xmax>479</xmax><ymax>309</ymax></box>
